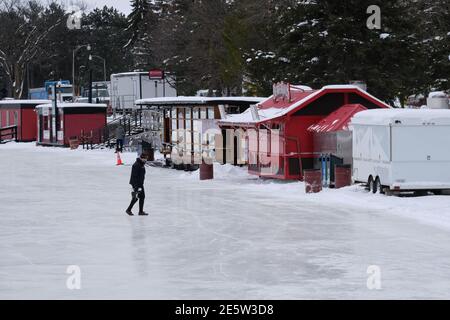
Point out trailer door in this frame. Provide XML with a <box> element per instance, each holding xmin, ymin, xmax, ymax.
<box><xmin>392</xmin><ymin>125</ymin><xmax>450</xmax><ymax>162</ymax></box>
<box><xmin>370</xmin><ymin>125</ymin><xmax>391</xmax><ymax>162</ymax></box>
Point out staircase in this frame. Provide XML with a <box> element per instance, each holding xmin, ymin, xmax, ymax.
<box><xmin>84</xmin><ymin>110</ymin><xmax>162</xmax><ymax>151</ymax></box>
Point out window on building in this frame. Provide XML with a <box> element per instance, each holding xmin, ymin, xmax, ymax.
<box><xmin>178</xmin><ymin>108</ymin><xmax>185</xmax><ymax>129</ymax></box>
<box><xmin>13</xmin><ymin>111</ymin><xmax>18</xmax><ymax>126</ymax></box>
<box><xmin>43</xmin><ymin>116</ymin><xmax>49</xmax><ymax>130</ymax></box>
<box><xmin>193</xmin><ymin>108</ymin><xmax>199</xmax><ymax>120</ymax></box>
<box><xmin>171</xmin><ymin>119</ymin><xmax>177</xmax><ymax>131</ymax></box>
<box><xmin>185</xmin><ymin>108</ymin><xmax>192</xmax><ymax>130</ymax></box>
<box><xmin>57</xmin><ymin>109</ymin><xmax>63</xmax><ymax>131</ymax></box>
<box><xmin>200</xmin><ymin>108</ymin><xmax>207</xmax><ymax>119</ymax></box>
<box><xmin>208</xmin><ymin>107</ymin><xmax>215</xmax><ymax>119</ymax></box>
<box><xmin>61</xmin><ymin>110</ymin><xmax>64</xmax><ymax>129</ymax></box>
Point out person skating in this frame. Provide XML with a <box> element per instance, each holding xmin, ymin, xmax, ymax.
<box><xmin>126</xmin><ymin>154</ymin><xmax>149</xmax><ymax>216</ymax></box>
<box><xmin>115</xmin><ymin>125</ymin><xmax>125</xmax><ymax>153</ymax></box>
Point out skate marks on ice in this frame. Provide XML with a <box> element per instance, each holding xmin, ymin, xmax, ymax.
<box><xmin>1</xmin><ymin>143</ymin><xmax>450</xmax><ymax>299</ymax></box>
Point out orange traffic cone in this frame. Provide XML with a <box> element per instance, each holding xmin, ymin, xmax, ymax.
<box><xmin>116</xmin><ymin>152</ymin><xmax>124</xmax><ymax>166</ymax></box>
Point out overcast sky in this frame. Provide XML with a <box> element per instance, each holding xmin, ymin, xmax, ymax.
<box><xmin>85</xmin><ymin>0</ymin><xmax>132</xmax><ymax>14</ymax></box>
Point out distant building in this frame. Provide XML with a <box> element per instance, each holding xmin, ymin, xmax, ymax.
<box><xmin>35</xmin><ymin>103</ymin><xmax>107</xmax><ymax>147</ymax></box>
<box><xmin>0</xmin><ymin>99</ymin><xmax>51</xmax><ymax>142</ymax></box>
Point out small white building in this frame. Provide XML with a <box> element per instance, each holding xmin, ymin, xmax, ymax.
<box><xmin>110</xmin><ymin>71</ymin><xmax>177</xmax><ymax>111</ymax></box>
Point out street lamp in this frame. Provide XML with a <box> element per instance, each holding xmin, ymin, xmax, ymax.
<box><xmin>89</xmin><ymin>54</ymin><xmax>107</xmax><ymax>82</ymax></box>
<box><xmin>72</xmin><ymin>44</ymin><xmax>91</xmax><ymax>99</ymax></box>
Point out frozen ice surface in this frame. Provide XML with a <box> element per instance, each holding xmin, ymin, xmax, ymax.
<box><xmin>1</xmin><ymin>143</ymin><xmax>450</xmax><ymax>299</ymax></box>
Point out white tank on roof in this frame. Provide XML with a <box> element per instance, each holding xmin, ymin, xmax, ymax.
<box><xmin>349</xmin><ymin>80</ymin><xmax>367</xmax><ymax>92</ymax></box>
<box><xmin>427</xmin><ymin>91</ymin><xmax>449</xmax><ymax>109</ymax></box>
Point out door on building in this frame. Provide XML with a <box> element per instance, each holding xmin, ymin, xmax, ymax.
<box><xmin>286</xmin><ymin>137</ymin><xmax>302</xmax><ymax>179</ymax></box>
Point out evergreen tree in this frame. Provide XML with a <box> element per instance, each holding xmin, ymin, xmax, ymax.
<box><xmin>243</xmin><ymin>0</ymin><xmax>431</xmax><ymax>104</ymax></box>
<box><xmin>124</xmin><ymin>0</ymin><xmax>155</xmax><ymax>69</ymax></box>
<box><xmin>417</xmin><ymin>0</ymin><xmax>450</xmax><ymax>93</ymax></box>
<box><xmin>81</xmin><ymin>7</ymin><xmax>134</xmax><ymax>85</ymax></box>
<box><xmin>125</xmin><ymin>0</ymin><xmax>150</xmax><ymax>49</ymax></box>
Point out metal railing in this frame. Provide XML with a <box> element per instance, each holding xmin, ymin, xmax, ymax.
<box><xmin>0</xmin><ymin>125</ymin><xmax>18</xmax><ymax>143</ymax></box>
<box><xmin>71</xmin><ymin>109</ymin><xmax>163</xmax><ymax>151</ymax></box>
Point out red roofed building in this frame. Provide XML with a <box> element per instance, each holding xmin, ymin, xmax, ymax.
<box><xmin>0</xmin><ymin>100</ymin><xmax>51</xmax><ymax>142</ymax></box>
<box><xmin>218</xmin><ymin>84</ymin><xmax>391</xmax><ymax>180</ymax></box>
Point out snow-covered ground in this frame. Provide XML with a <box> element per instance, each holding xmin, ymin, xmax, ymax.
<box><xmin>1</xmin><ymin>142</ymin><xmax>450</xmax><ymax>299</ymax></box>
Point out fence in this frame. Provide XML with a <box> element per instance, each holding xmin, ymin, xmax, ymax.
<box><xmin>0</xmin><ymin>125</ymin><xmax>17</xmax><ymax>143</ymax></box>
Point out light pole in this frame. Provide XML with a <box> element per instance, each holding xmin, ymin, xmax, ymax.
<box><xmin>89</xmin><ymin>55</ymin><xmax>107</xmax><ymax>82</ymax></box>
<box><xmin>72</xmin><ymin>44</ymin><xmax>91</xmax><ymax>100</ymax></box>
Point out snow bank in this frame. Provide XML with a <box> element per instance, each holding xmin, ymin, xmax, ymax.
<box><xmin>179</xmin><ymin>163</ymin><xmax>254</xmax><ymax>181</ymax></box>
<box><xmin>178</xmin><ymin>160</ymin><xmax>450</xmax><ymax>232</ymax></box>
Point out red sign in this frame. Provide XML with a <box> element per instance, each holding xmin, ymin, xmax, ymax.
<box><xmin>149</xmin><ymin>69</ymin><xmax>165</xmax><ymax>80</ymax></box>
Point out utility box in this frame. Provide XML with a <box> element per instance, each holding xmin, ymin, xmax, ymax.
<box><xmin>309</xmin><ymin>104</ymin><xmax>367</xmax><ymax>187</ymax></box>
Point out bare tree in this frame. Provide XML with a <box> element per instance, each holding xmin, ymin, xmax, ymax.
<box><xmin>0</xmin><ymin>0</ymin><xmax>65</xmax><ymax>98</ymax></box>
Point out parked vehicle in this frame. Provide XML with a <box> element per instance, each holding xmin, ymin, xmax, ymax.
<box><xmin>28</xmin><ymin>87</ymin><xmax>48</xmax><ymax>100</ymax></box>
<box><xmin>77</xmin><ymin>81</ymin><xmax>111</xmax><ymax>104</ymax></box>
<box><xmin>110</xmin><ymin>71</ymin><xmax>176</xmax><ymax>112</ymax></box>
<box><xmin>28</xmin><ymin>80</ymin><xmax>73</xmax><ymax>102</ymax></box>
<box><xmin>350</xmin><ymin>109</ymin><xmax>450</xmax><ymax>194</ymax></box>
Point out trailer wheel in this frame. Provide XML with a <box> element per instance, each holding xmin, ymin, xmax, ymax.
<box><xmin>375</xmin><ymin>177</ymin><xmax>384</xmax><ymax>195</ymax></box>
<box><xmin>371</xmin><ymin>178</ymin><xmax>378</xmax><ymax>194</ymax></box>
<box><xmin>367</xmin><ymin>176</ymin><xmax>374</xmax><ymax>193</ymax></box>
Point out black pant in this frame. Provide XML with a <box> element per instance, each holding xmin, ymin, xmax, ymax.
<box><xmin>116</xmin><ymin>139</ymin><xmax>124</xmax><ymax>152</ymax></box>
<box><xmin>127</xmin><ymin>187</ymin><xmax>145</xmax><ymax>213</ymax></box>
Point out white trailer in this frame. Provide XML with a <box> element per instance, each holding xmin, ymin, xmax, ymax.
<box><xmin>350</xmin><ymin>109</ymin><xmax>450</xmax><ymax>194</ymax></box>
<box><xmin>110</xmin><ymin>72</ymin><xmax>176</xmax><ymax>111</ymax></box>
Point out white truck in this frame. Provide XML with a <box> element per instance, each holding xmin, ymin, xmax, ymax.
<box><xmin>350</xmin><ymin>109</ymin><xmax>450</xmax><ymax>195</ymax></box>
<box><xmin>110</xmin><ymin>71</ymin><xmax>176</xmax><ymax>112</ymax></box>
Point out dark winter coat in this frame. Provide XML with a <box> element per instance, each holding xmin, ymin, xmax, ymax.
<box><xmin>129</xmin><ymin>158</ymin><xmax>146</xmax><ymax>188</ymax></box>
<box><xmin>116</xmin><ymin>126</ymin><xmax>126</xmax><ymax>140</ymax></box>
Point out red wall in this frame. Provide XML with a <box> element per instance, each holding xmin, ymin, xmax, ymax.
<box><xmin>63</xmin><ymin>113</ymin><xmax>106</xmax><ymax>145</ymax></box>
<box><xmin>20</xmin><ymin>109</ymin><xmax>37</xmax><ymax>141</ymax></box>
<box><xmin>0</xmin><ymin>108</ymin><xmax>20</xmax><ymax>140</ymax></box>
<box><xmin>0</xmin><ymin>109</ymin><xmax>17</xmax><ymax>128</ymax></box>
<box><xmin>0</xmin><ymin>109</ymin><xmax>4</xmax><ymax>127</ymax></box>
<box><xmin>0</xmin><ymin>108</ymin><xmax>16</xmax><ymax>139</ymax></box>
<box><xmin>285</xmin><ymin>115</ymin><xmax>324</xmax><ymax>157</ymax></box>
<box><xmin>1</xmin><ymin>107</ymin><xmax>38</xmax><ymax>141</ymax></box>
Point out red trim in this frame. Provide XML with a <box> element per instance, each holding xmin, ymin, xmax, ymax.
<box><xmin>255</xmin><ymin>88</ymin><xmax>390</xmax><ymax>125</ymax></box>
